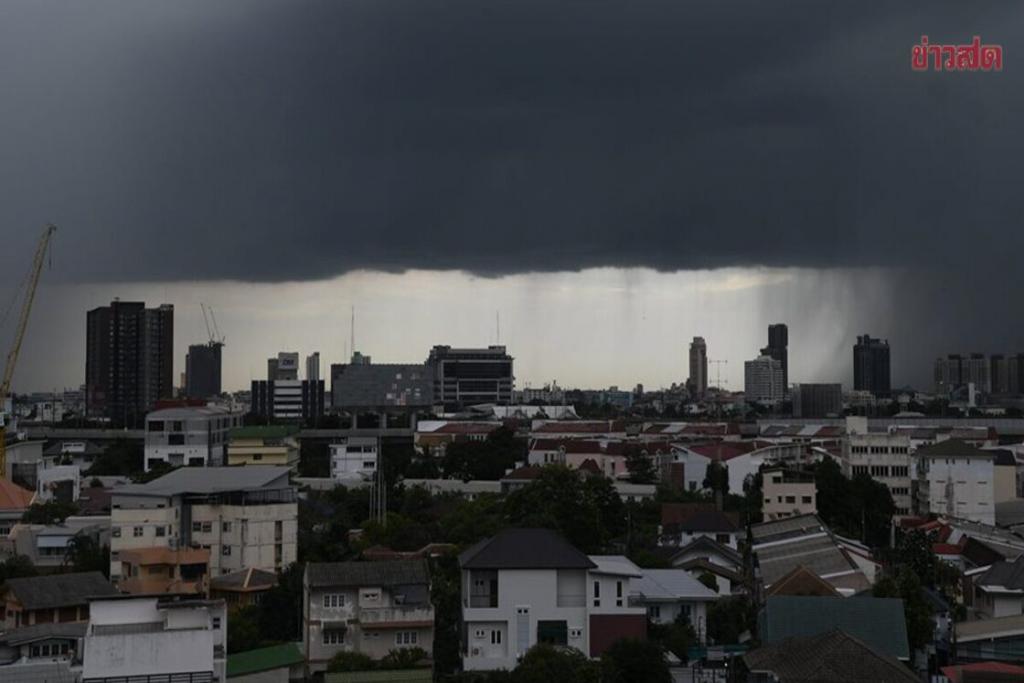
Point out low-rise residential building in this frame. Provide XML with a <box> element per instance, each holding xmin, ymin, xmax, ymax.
<box><xmin>82</xmin><ymin>595</ymin><xmax>227</xmax><ymax>683</ymax></box>
<box><xmin>302</xmin><ymin>559</ymin><xmax>434</xmax><ymax>674</ymax></box>
<box><xmin>5</xmin><ymin>516</ymin><xmax>110</xmax><ymax>570</ymax></box>
<box><xmin>630</xmin><ymin>569</ymin><xmax>718</xmax><ymax>642</ymax></box>
<box><xmin>35</xmin><ymin>462</ymin><xmax>80</xmax><ymax>503</ymax></box>
<box><xmin>227</xmin><ymin>426</ymin><xmax>300</xmax><ymax>468</ymax></box>
<box><xmin>762</xmin><ymin>467</ymin><xmax>817</xmax><ymax>520</ymax></box>
<box><xmin>2</xmin><ymin>572</ymin><xmax>118</xmax><ymax>630</ymax></box>
<box><xmin>974</xmin><ymin>555</ymin><xmax>1024</xmax><ymax>619</ymax></box>
<box><xmin>915</xmin><ymin>440</ymin><xmax>997</xmax><ymax>525</ymax></box>
<box><xmin>329</xmin><ymin>436</ymin><xmax>379</xmax><ymax>483</ymax></box>
<box><xmin>211</xmin><ymin>568</ymin><xmax>278</xmax><ymax>610</ymax></box>
<box><xmin>118</xmin><ymin>546</ymin><xmax>211</xmax><ymax>595</ymax></box>
<box><xmin>846</xmin><ymin>429</ymin><xmax>914</xmax><ymax>516</ymax></box>
<box><xmin>459</xmin><ymin>528</ymin><xmax>647</xmax><ymax>671</ymax></box>
<box><xmin>0</xmin><ymin>479</ymin><xmax>36</xmax><ymax>537</ymax></box>
<box><xmin>415</xmin><ymin>421</ymin><xmax>503</xmax><ymax>457</ymax></box>
<box><xmin>144</xmin><ymin>405</ymin><xmax>243</xmax><ymax>471</ymax></box>
<box><xmin>659</xmin><ymin>506</ymin><xmax>740</xmax><ymax>549</ymax></box>
<box><xmin>744</xmin><ymin>630</ymin><xmax>917</xmax><ymax>683</ymax></box>
<box><xmin>0</xmin><ymin>622</ymin><xmax>86</xmax><ymax>680</ymax></box>
<box><xmin>109</xmin><ymin>467</ymin><xmax>298</xmax><ymax>579</ymax></box>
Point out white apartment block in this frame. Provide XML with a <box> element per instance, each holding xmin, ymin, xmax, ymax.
<box><xmin>915</xmin><ymin>440</ymin><xmax>996</xmax><ymax>525</ymax></box>
<box><xmin>82</xmin><ymin>595</ymin><xmax>226</xmax><ymax>683</ymax></box>
<box><xmin>109</xmin><ymin>467</ymin><xmax>297</xmax><ymax>579</ymax></box>
<box><xmin>846</xmin><ymin>431</ymin><xmax>914</xmax><ymax>516</ymax></box>
<box><xmin>330</xmin><ymin>437</ymin><xmax>379</xmax><ymax>483</ymax></box>
<box><xmin>144</xmin><ymin>405</ymin><xmax>243</xmax><ymax>471</ymax></box>
<box><xmin>762</xmin><ymin>468</ymin><xmax>817</xmax><ymax>520</ymax></box>
<box><xmin>459</xmin><ymin>529</ymin><xmax>647</xmax><ymax>671</ymax></box>
<box><xmin>302</xmin><ymin>560</ymin><xmax>434</xmax><ymax>674</ymax></box>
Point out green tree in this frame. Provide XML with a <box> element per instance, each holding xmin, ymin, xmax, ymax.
<box><xmin>379</xmin><ymin>647</ymin><xmax>429</xmax><ymax>669</ymax></box>
<box><xmin>873</xmin><ymin>567</ymin><xmax>934</xmax><ymax>653</ymax></box>
<box><xmin>86</xmin><ymin>438</ymin><xmax>144</xmax><ymax>477</ymax></box>
<box><xmin>257</xmin><ymin>563</ymin><xmax>304</xmax><ymax>643</ymax></box>
<box><xmin>327</xmin><ymin>650</ymin><xmax>376</xmax><ymax>672</ymax></box>
<box><xmin>706</xmin><ymin>595</ymin><xmax>754</xmax><ymax>645</ymax></box>
<box><xmin>0</xmin><ymin>555</ymin><xmax>37</xmax><ymax>583</ymax></box>
<box><xmin>227</xmin><ymin>605</ymin><xmax>263</xmax><ymax>653</ymax></box>
<box><xmin>22</xmin><ymin>500</ymin><xmax>78</xmax><ymax>525</ymax></box>
<box><xmin>600</xmin><ymin>639</ymin><xmax>671</xmax><ymax>683</ymax></box>
<box><xmin>298</xmin><ymin>441</ymin><xmax>329</xmax><ymax>477</ymax></box>
<box><xmin>624</xmin><ymin>446</ymin><xmax>657</xmax><ymax>485</ymax></box>
<box><xmin>702</xmin><ymin>461</ymin><xmax>729</xmax><ymax>507</ymax></box>
<box><xmin>441</xmin><ymin>427</ymin><xmax>525</xmax><ymax>481</ymax></box>
<box><xmin>511</xmin><ymin>644</ymin><xmax>598</xmax><ymax>683</ymax></box>
<box><xmin>63</xmin><ymin>533</ymin><xmax>110</xmax><ymax>577</ymax></box>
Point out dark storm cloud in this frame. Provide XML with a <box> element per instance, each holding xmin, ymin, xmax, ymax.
<box><xmin>2</xmin><ymin>1</ymin><xmax>1021</xmax><ymax>283</ymax></box>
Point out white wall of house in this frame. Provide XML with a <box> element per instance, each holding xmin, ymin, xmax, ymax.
<box><xmin>917</xmin><ymin>456</ymin><xmax>996</xmax><ymax>525</ymax></box>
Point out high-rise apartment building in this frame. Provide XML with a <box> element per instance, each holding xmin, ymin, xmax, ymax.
<box><xmin>427</xmin><ymin>345</ymin><xmax>513</xmax><ymax>409</ymax></box>
<box><xmin>268</xmin><ymin>352</ymin><xmax>299</xmax><ymax>381</ymax></box>
<box><xmin>687</xmin><ymin>337</ymin><xmax>708</xmax><ymax>397</ymax></box>
<box><xmin>765</xmin><ymin>323</ymin><xmax>788</xmax><ymax>390</ymax></box>
<box><xmin>791</xmin><ymin>383</ymin><xmax>843</xmax><ymax>418</ymax></box>
<box><xmin>185</xmin><ymin>342</ymin><xmax>223</xmax><ymax>399</ymax></box>
<box><xmin>86</xmin><ymin>300</ymin><xmax>173</xmax><ymax>426</ymax></box>
<box><xmin>852</xmin><ymin>335</ymin><xmax>890</xmax><ymax>397</ymax></box>
<box><xmin>744</xmin><ymin>354</ymin><xmax>784</xmax><ymax>403</ymax></box>
<box><xmin>306</xmin><ymin>351</ymin><xmax>320</xmax><ymax>382</ymax></box>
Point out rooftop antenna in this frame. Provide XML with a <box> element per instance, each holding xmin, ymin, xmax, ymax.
<box><xmin>496</xmin><ymin>311</ymin><xmax>501</xmax><ymax>345</ymax></box>
<box><xmin>350</xmin><ymin>306</ymin><xmax>355</xmax><ymax>359</ymax></box>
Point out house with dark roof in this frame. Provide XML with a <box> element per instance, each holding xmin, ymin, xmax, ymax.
<box><xmin>759</xmin><ymin>595</ymin><xmax>910</xmax><ymax>661</ymax></box>
<box><xmin>1</xmin><ymin>571</ymin><xmax>118</xmax><ymax>630</ymax></box>
<box><xmin>915</xmin><ymin>440</ymin><xmax>997</xmax><ymax>525</ymax></box>
<box><xmin>0</xmin><ymin>621</ymin><xmax>86</xmax><ymax>677</ymax></box>
<box><xmin>302</xmin><ymin>559</ymin><xmax>434</xmax><ymax>674</ymax></box>
<box><xmin>974</xmin><ymin>556</ymin><xmax>1024</xmax><ymax>619</ymax></box>
<box><xmin>459</xmin><ymin>528</ymin><xmax>647</xmax><ymax>671</ymax></box>
<box><xmin>211</xmin><ymin>567</ymin><xmax>279</xmax><ymax>609</ymax></box>
<box><xmin>744</xmin><ymin>629</ymin><xmax>918</xmax><ymax>683</ymax></box>
<box><xmin>659</xmin><ymin>508</ymin><xmax>740</xmax><ymax>549</ymax></box>
<box><xmin>226</xmin><ymin>643</ymin><xmax>304</xmax><ymax>683</ymax></box>
<box><xmin>766</xmin><ymin>566</ymin><xmax>841</xmax><ymax>598</ymax></box>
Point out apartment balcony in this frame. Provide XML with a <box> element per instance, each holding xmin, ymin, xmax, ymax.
<box><xmin>358</xmin><ymin>606</ymin><xmax>435</xmax><ymax>629</ymax></box>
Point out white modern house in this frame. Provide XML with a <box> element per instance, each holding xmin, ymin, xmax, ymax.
<box><xmin>630</xmin><ymin>569</ymin><xmax>719</xmax><ymax>642</ymax></box>
<box><xmin>915</xmin><ymin>440</ymin><xmax>997</xmax><ymax>525</ymax></box>
<box><xmin>459</xmin><ymin>528</ymin><xmax>647</xmax><ymax>671</ymax></box>
<box><xmin>329</xmin><ymin>437</ymin><xmax>379</xmax><ymax>483</ymax></box>
<box><xmin>82</xmin><ymin>595</ymin><xmax>226</xmax><ymax>683</ymax></box>
<box><xmin>144</xmin><ymin>405</ymin><xmax>243</xmax><ymax>471</ymax></box>
<box><xmin>109</xmin><ymin>467</ymin><xmax>298</xmax><ymax>579</ymax></box>
<box><xmin>302</xmin><ymin>559</ymin><xmax>434</xmax><ymax>674</ymax></box>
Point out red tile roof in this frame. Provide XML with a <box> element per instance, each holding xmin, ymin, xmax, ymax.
<box><xmin>940</xmin><ymin>662</ymin><xmax>1024</xmax><ymax>683</ymax></box>
<box><xmin>0</xmin><ymin>479</ymin><xmax>33</xmax><ymax>510</ymax></box>
<box><xmin>932</xmin><ymin>543</ymin><xmax>962</xmax><ymax>555</ymax></box>
<box><xmin>504</xmin><ymin>465</ymin><xmax>543</xmax><ymax>480</ymax></box>
<box><xmin>533</xmin><ymin>421</ymin><xmax>623</xmax><ymax>434</ymax></box>
<box><xmin>434</xmin><ymin>422</ymin><xmax>502</xmax><ymax>434</ymax></box>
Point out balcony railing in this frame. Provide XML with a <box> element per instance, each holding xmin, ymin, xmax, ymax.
<box><xmin>359</xmin><ymin>606</ymin><xmax>434</xmax><ymax>625</ymax></box>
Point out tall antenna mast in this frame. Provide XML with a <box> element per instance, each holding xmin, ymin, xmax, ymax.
<box><xmin>350</xmin><ymin>306</ymin><xmax>355</xmax><ymax>359</ymax></box>
<box><xmin>496</xmin><ymin>311</ymin><xmax>500</xmax><ymax>345</ymax></box>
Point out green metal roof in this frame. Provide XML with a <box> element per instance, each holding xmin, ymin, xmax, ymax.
<box><xmin>759</xmin><ymin>595</ymin><xmax>910</xmax><ymax>660</ymax></box>
<box><xmin>229</xmin><ymin>425</ymin><xmax>299</xmax><ymax>440</ymax></box>
<box><xmin>326</xmin><ymin>670</ymin><xmax>433</xmax><ymax>683</ymax></box>
<box><xmin>226</xmin><ymin>643</ymin><xmax>304</xmax><ymax>677</ymax></box>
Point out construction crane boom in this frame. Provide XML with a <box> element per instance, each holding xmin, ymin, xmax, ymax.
<box><xmin>1</xmin><ymin>224</ymin><xmax>57</xmax><ymax>478</ymax></box>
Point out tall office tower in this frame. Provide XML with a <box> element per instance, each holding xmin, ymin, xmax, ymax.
<box><xmin>86</xmin><ymin>300</ymin><xmax>174</xmax><ymax>425</ymax></box>
<box><xmin>267</xmin><ymin>352</ymin><xmax>299</xmax><ymax>381</ymax></box>
<box><xmin>185</xmin><ymin>342</ymin><xmax>223</xmax><ymax>399</ymax></box>
<box><xmin>765</xmin><ymin>323</ymin><xmax>788</xmax><ymax>390</ymax></box>
<box><xmin>744</xmin><ymin>354</ymin><xmax>784</xmax><ymax>403</ymax></box>
<box><xmin>427</xmin><ymin>345</ymin><xmax>514</xmax><ymax>410</ymax></box>
<box><xmin>306</xmin><ymin>352</ymin><xmax>320</xmax><ymax>382</ymax></box>
<box><xmin>792</xmin><ymin>383</ymin><xmax>843</xmax><ymax>418</ymax></box>
<box><xmin>853</xmin><ymin>334</ymin><xmax>891</xmax><ymax>397</ymax></box>
<box><xmin>687</xmin><ymin>337</ymin><xmax>708</xmax><ymax>397</ymax></box>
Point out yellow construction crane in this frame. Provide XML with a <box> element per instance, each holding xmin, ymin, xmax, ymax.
<box><xmin>0</xmin><ymin>224</ymin><xmax>57</xmax><ymax>478</ymax></box>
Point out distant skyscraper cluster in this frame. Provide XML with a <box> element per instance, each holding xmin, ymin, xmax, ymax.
<box><xmin>934</xmin><ymin>352</ymin><xmax>1024</xmax><ymax>396</ymax></box>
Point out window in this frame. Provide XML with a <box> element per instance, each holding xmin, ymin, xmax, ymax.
<box><xmin>361</xmin><ymin>590</ymin><xmax>380</xmax><ymax>602</ymax></box>
<box><xmin>133</xmin><ymin>526</ymin><xmax>144</xmax><ymax>537</ymax></box>
<box><xmin>593</xmin><ymin>581</ymin><xmax>600</xmax><ymax>607</ymax></box>
<box><xmin>474</xmin><ymin>629</ymin><xmax>486</xmax><ymax>639</ymax></box>
<box><xmin>222</xmin><ymin>522</ymin><xmax>231</xmax><ymax>533</ymax></box>
<box><xmin>112</xmin><ymin>527</ymin><xmax>121</xmax><ymax>538</ymax></box>
<box><xmin>649</xmin><ymin>605</ymin><xmax>661</xmax><ymax>619</ymax></box>
<box><xmin>395</xmin><ymin>631</ymin><xmax>418</xmax><ymax>646</ymax></box>
<box><xmin>785</xmin><ymin>496</ymin><xmax>796</xmax><ymax>504</ymax></box>
<box><xmin>801</xmin><ymin>496</ymin><xmax>812</xmax><ymax>504</ymax></box>
<box><xmin>172</xmin><ymin>421</ymin><xmax>183</xmax><ymax>431</ymax></box>
<box><xmin>202</xmin><ymin>522</ymin><xmax>212</xmax><ymax>533</ymax></box>
<box><xmin>490</xmin><ymin>630</ymin><xmax>502</xmax><ymax>645</ymax></box>
<box><xmin>168</xmin><ymin>434</ymin><xmax>185</xmax><ymax>446</ymax></box>
<box><xmin>192</xmin><ymin>522</ymin><xmax>202</xmax><ymax>532</ymax></box>
<box><xmin>323</xmin><ymin>630</ymin><xmax>344</xmax><ymax>645</ymax></box>
<box><xmin>716</xmin><ymin>533</ymin><xmax>731</xmax><ymax>544</ymax></box>
<box><xmin>616</xmin><ymin>581</ymin><xmax>623</xmax><ymax>607</ymax></box>
<box><xmin>149</xmin><ymin>421</ymin><xmax>165</xmax><ymax>432</ymax></box>
<box><xmin>155</xmin><ymin>526</ymin><xmax>166</xmax><ymax>537</ymax></box>
<box><xmin>323</xmin><ymin>594</ymin><xmax>344</xmax><ymax>608</ymax></box>
<box><xmin>253</xmin><ymin>453</ymin><xmax>263</xmax><ymax>461</ymax></box>
<box><xmin>213</xmin><ymin>617</ymin><xmax>221</xmax><ymax>629</ymax></box>
<box><xmin>222</xmin><ymin>545</ymin><xmax>232</xmax><ymax>556</ymax></box>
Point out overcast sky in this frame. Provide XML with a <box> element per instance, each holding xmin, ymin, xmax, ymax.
<box><xmin>2</xmin><ymin>2</ymin><xmax>1022</xmax><ymax>392</ymax></box>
